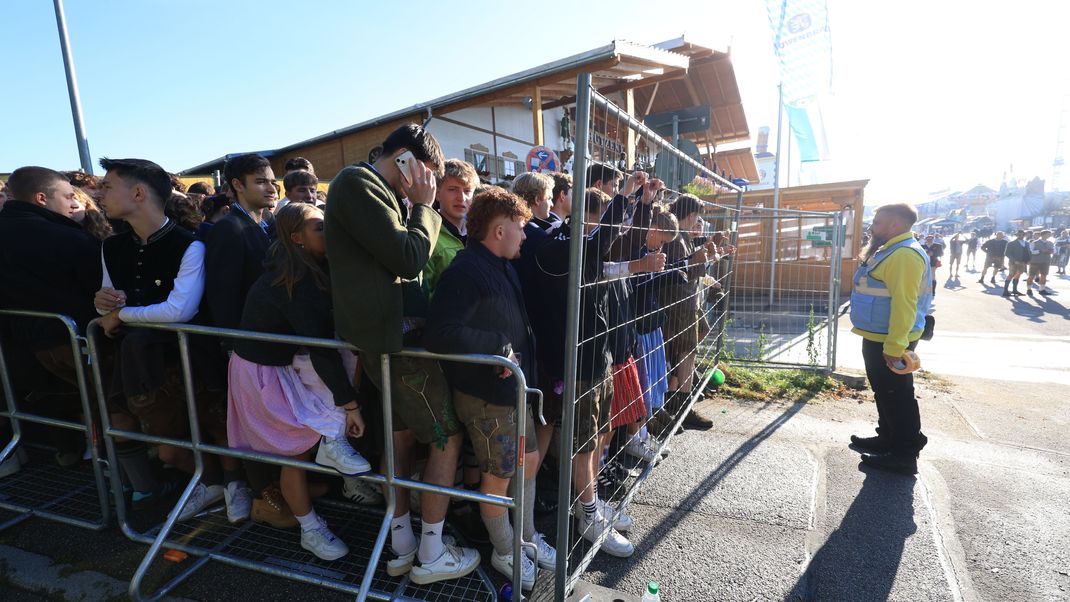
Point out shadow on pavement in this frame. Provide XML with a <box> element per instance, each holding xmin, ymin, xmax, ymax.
<box><xmin>786</xmin><ymin>466</ymin><xmax>918</xmax><ymax>602</ymax></box>
<box><xmin>594</xmin><ymin>398</ymin><xmax>807</xmax><ymax>590</ymax></box>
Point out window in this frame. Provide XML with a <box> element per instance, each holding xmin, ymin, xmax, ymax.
<box><xmin>464</xmin><ymin>147</ymin><xmax>525</xmax><ymax>181</ymax></box>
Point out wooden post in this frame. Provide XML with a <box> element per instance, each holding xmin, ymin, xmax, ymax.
<box><xmin>625</xmin><ymin>88</ymin><xmax>636</xmax><ymax>170</ymax></box>
<box><xmin>531</xmin><ymin>85</ymin><xmax>543</xmax><ymax>146</ymax></box>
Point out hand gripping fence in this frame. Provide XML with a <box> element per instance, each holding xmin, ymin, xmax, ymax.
<box><xmin>0</xmin><ymin>309</ymin><xmax>111</xmax><ymax>532</ymax></box>
<box><xmin>545</xmin><ymin>74</ymin><xmax>745</xmax><ymax>601</ymax></box>
<box><xmin>86</xmin><ymin>319</ymin><xmax>540</xmax><ymax>601</ymax></box>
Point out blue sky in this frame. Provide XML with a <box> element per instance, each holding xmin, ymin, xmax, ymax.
<box><xmin>3</xmin><ymin>1</ymin><xmax>1068</xmax><ymax>203</ymax></box>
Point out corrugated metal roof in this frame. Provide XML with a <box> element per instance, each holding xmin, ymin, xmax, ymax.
<box><xmin>182</xmin><ymin>40</ymin><xmax>690</xmax><ymax>175</ymax></box>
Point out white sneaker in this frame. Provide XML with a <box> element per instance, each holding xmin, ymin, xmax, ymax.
<box><xmin>408</xmin><ymin>543</ymin><xmax>481</xmax><ymax>585</ymax></box>
<box><xmin>599</xmin><ymin>498</ymin><xmax>634</xmax><ymax>532</ymax></box>
<box><xmin>342</xmin><ymin>475</ymin><xmax>384</xmax><ymax>506</ymax></box>
<box><xmin>577</xmin><ymin>510</ymin><xmax>634</xmax><ymax>558</ymax></box>
<box><xmin>224</xmin><ymin>481</ymin><xmax>252</xmax><ymax>523</ymax></box>
<box><xmin>491</xmin><ymin>549</ymin><xmax>536</xmax><ymax>591</ymax></box>
<box><xmin>315</xmin><ymin>436</ymin><xmax>371</xmax><ymax>475</ymax></box>
<box><xmin>386</xmin><ymin>535</ymin><xmax>455</xmax><ymax>577</ymax></box>
<box><xmin>0</xmin><ymin>447</ymin><xmax>28</xmax><ymax>479</ymax></box>
<box><xmin>177</xmin><ymin>482</ymin><xmax>224</xmax><ymax>522</ymax></box>
<box><xmin>526</xmin><ymin>531</ymin><xmax>557</xmax><ymax>570</ymax></box>
<box><xmin>301</xmin><ymin>517</ymin><xmax>349</xmax><ymax>561</ymax></box>
<box><xmin>624</xmin><ymin>439</ymin><xmax>659</xmax><ymax>464</ymax></box>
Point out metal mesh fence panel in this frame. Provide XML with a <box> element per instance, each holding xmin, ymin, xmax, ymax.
<box><xmin>724</xmin><ymin>206</ymin><xmax>845</xmax><ymax>370</ymax></box>
<box><xmin>0</xmin><ymin>310</ymin><xmax>111</xmax><ymax>532</ymax></box>
<box><xmin>545</xmin><ymin>74</ymin><xmax>744</xmax><ymax>600</ymax></box>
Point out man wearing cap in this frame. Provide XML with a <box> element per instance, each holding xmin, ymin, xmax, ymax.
<box><xmin>848</xmin><ymin>203</ymin><xmax>933</xmax><ymax>475</ymax></box>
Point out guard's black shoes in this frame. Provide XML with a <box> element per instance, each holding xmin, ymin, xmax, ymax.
<box><xmin>860</xmin><ymin>452</ymin><xmax>918</xmax><ymax>475</ymax></box>
<box><xmin>849</xmin><ymin>434</ymin><xmax>891</xmax><ymax>454</ymax></box>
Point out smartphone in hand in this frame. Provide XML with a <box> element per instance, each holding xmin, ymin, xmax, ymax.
<box><xmin>395</xmin><ymin>151</ymin><xmax>416</xmax><ymax>187</ymax></box>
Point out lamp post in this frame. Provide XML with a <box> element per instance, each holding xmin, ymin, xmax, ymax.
<box><xmin>53</xmin><ymin>0</ymin><xmax>93</xmax><ymax>173</ymax></box>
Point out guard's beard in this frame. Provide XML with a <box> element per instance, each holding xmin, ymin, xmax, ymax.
<box><xmin>860</xmin><ymin>235</ymin><xmax>889</xmax><ymax>261</ymax></box>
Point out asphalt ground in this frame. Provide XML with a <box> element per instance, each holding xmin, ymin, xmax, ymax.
<box><xmin>1</xmin><ymin>263</ymin><xmax>1067</xmax><ymax>600</ymax></box>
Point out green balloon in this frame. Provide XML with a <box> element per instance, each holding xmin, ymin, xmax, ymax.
<box><xmin>711</xmin><ymin>368</ymin><xmax>726</xmax><ymax>386</ymax></box>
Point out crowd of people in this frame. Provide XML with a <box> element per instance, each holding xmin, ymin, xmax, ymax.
<box><xmin>0</xmin><ymin>124</ymin><xmax>735</xmax><ymax>589</ymax></box>
<box><xmin>912</xmin><ymin>228</ymin><xmax>1068</xmax><ymax>298</ymax></box>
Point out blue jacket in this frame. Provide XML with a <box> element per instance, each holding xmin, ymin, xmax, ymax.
<box><xmin>850</xmin><ymin>237</ymin><xmax>933</xmax><ymax>335</ymax></box>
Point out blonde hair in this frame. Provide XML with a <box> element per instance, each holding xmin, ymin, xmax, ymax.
<box><xmin>511</xmin><ymin>172</ymin><xmax>554</xmax><ymax>207</ymax></box>
<box><xmin>72</xmin><ymin>187</ymin><xmax>113</xmax><ymax>240</ymax></box>
<box><xmin>437</xmin><ymin>158</ymin><xmax>479</xmax><ymax>188</ymax></box>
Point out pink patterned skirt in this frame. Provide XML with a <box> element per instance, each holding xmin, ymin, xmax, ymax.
<box><xmin>227</xmin><ymin>351</ymin><xmax>356</xmax><ymax>457</ymax></box>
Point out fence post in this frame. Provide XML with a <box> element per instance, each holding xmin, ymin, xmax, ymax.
<box><xmin>356</xmin><ymin>353</ymin><xmax>398</xmax><ymax>602</ymax></box>
<box><xmin>554</xmin><ymin>72</ymin><xmax>592</xmax><ymax>602</ymax></box>
<box><xmin>128</xmin><ymin>331</ymin><xmax>206</xmax><ymax>601</ymax></box>
<box><xmin>829</xmin><ymin>210</ymin><xmax>846</xmax><ymax>371</ymax></box>
<box><xmin>0</xmin><ymin>330</ymin><xmax>24</xmax><ymax>469</ymax></box>
<box><xmin>715</xmin><ymin>189</ymin><xmax>746</xmax><ymax>365</ymax></box>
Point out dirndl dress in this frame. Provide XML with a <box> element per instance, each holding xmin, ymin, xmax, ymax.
<box><xmin>610</xmin><ymin>357</ymin><xmax>646</xmax><ymax>429</ymax></box>
<box><xmin>636</xmin><ymin>328</ymin><xmax>669</xmax><ymax>416</ymax></box>
<box><xmin>227</xmin><ymin>349</ymin><xmax>357</xmax><ymax>457</ymax></box>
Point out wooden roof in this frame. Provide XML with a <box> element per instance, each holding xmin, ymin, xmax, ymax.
<box><xmin>633</xmin><ymin>37</ymin><xmax>750</xmax><ymax>146</ymax></box>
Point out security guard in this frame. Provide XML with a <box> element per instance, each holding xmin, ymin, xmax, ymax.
<box><xmin>849</xmin><ymin>203</ymin><xmax>933</xmax><ymax>475</ymax></box>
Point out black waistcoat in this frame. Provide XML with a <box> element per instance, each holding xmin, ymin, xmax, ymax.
<box><xmin>103</xmin><ymin>220</ymin><xmax>195</xmax><ymax>307</ymax></box>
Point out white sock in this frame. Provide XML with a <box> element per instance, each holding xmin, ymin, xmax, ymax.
<box><xmin>638</xmin><ymin>426</ymin><xmax>649</xmax><ymax>441</ymax></box>
<box><xmin>418</xmin><ymin>519</ymin><xmax>445</xmax><ymax>563</ymax></box>
<box><xmin>390</xmin><ymin>512</ymin><xmax>417</xmax><ymax>555</ymax></box>
<box><xmin>296</xmin><ymin>509</ymin><xmax>320</xmax><ymax>532</ymax></box>
<box><xmin>582</xmin><ymin>498</ymin><xmax>599</xmax><ymax>520</ymax></box>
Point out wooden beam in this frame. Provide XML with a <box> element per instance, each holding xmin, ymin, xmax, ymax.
<box><xmin>439</xmin><ymin>56</ymin><xmax>623</xmax><ymax>115</ymax></box>
<box><xmin>532</xmin><ymin>85</ymin><xmax>543</xmax><ymax>146</ymax></box>
<box><xmin>540</xmin><ymin>67</ymin><xmax>688</xmax><ymax>111</ymax></box>
<box><xmin>683</xmin><ymin>77</ymin><xmax>702</xmax><ymax>106</ymax></box>
<box><xmin>434</xmin><ymin>115</ymin><xmax>535</xmax><ymax>147</ymax></box>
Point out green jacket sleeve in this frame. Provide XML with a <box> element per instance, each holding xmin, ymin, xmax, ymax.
<box><xmin>882</xmin><ymin>248</ymin><xmax>926</xmax><ymax>357</ymax></box>
<box><xmin>328</xmin><ymin>169</ymin><xmax>440</xmax><ymax>280</ymax></box>
<box><xmin>422</xmin><ymin>239</ymin><xmax>451</xmax><ymax>299</ymax></box>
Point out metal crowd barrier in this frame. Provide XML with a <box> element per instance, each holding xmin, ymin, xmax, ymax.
<box><xmin>86</xmin><ymin>318</ymin><xmax>537</xmax><ymax>601</ymax></box>
<box><xmin>0</xmin><ymin>309</ymin><xmax>111</xmax><ymax>531</ymax></box>
<box><xmin>547</xmin><ymin>73</ymin><xmax>745</xmax><ymax>600</ymax></box>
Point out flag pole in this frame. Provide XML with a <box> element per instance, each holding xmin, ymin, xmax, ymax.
<box><xmin>53</xmin><ymin>0</ymin><xmax>93</xmax><ymax>174</ymax></box>
<box><xmin>769</xmin><ymin>81</ymin><xmax>784</xmax><ymax>307</ymax></box>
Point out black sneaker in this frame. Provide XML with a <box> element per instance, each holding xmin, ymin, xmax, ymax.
<box><xmin>849</xmin><ymin>434</ymin><xmax>891</xmax><ymax>454</ymax></box>
<box><xmin>1002</xmin><ymin>290</ymin><xmax>1012</xmax><ymax>298</ymax></box>
<box><xmin>1027</xmin><ymin>289</ymin><xmax>1034</xmax><ymax>297</ymax></box>
<box><xmin>860</xmin><ymin>452</ymin><xmax>918</xmax><ymax>475</ymax></box>
<box><xmin>683</xmin><ymin>410</ymin><xmax>714</xmax><ymax>430</ymax></box>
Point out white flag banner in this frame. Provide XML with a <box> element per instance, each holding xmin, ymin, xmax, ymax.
<box><xmin>766</xmin><ymin>0</ymin><xmax>833</xmax><ymax>104</ymax></box>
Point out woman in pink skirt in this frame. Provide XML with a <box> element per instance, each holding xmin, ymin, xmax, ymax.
<box><xmin>228</xmin><ymin>203</ymin><xmax>369</xmax><ymax>561</ymax></box>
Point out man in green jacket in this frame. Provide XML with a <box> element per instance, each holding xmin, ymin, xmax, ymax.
<box><xmin>325</xmin><ymin>124</ymin><xmax>479</xmax><ymax>584</ymax></box>
<box><xmin>422</xmin><ymin>159</ymin><xmax>477</xmax><ymax>298</ymax></box>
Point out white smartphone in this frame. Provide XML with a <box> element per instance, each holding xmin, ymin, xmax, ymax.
<box><xmin>395</xmin><ymin>150</ymin><xmax>416</xmax><ymax>187</ymax></box>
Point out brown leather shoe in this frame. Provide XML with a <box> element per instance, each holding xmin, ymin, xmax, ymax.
<box><xmin>251</xmin><ymin>486</ymin><xmax>298</xmax><ymax>529</ymax></box>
